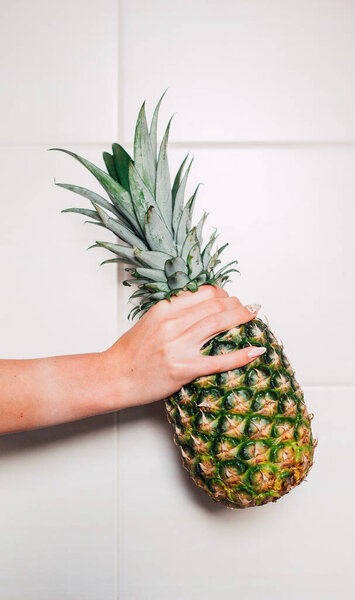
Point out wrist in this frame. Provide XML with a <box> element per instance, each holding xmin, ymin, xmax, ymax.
<box><xmin>98</xmin><ymin>347</ymin><xmax>132</xmax><ymax>413</ymax></box>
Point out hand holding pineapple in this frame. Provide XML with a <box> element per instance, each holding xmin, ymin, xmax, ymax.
<box><xmin>0</xmin><ymin>286</ymin><xmax>259</xmax><ymax>435</ymax></box>
<box><xmin>104</xmin><ymin>285</ymin><xmax>265</xmax><ymax>409</ymax></box>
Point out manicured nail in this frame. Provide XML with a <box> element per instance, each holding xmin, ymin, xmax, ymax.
<box><xmin>248</xmin><ymin>346</ymin><xmax>266</xmax><ymax>358</ymax></box>
<box><xmin>245</xmin><ymin>303</ymin><xmax>261</xmax><ymax>314</ymax></box>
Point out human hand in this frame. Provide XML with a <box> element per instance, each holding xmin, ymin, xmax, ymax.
<box><xmin>103</xmin><ymin>285</ymin><xmax>264</xmax><ymax>410</ymax></box>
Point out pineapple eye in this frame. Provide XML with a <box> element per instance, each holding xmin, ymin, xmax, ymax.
<box><xmin>252</xmin><ymin>391</ymin><xmax>278</xmax><ymax>415</ymax></box>
<box><xmin>213</xmin><ymin>342</ymin><xmax>237</xmax><ymax>355</ymax></box>
<box><xmin>224</xmin><ymin>388</ymin><xmax>252</xmax><ymax>413</ymax></box>
<box><xmin>197</xmin><ymin>389</ymin><xmax>223</xmax><ymax>412</ymax></box>
<box><xmin>278</xmin><ymin>394</ymin><xmax>298</xmax><ymax>417</ymax></box>
<box><xmin>247</xmin><ymin>416</ymin><xmax>273</xmax><ymax>439</ymax></box>
<box><xmin>220</xmin><ymin>415</ymin><xmax>246</xmax><ymax>439</ymax></box>
<box><xmin>239</xmin><ymin>440</ymin><xmax>270</xmax><ymax>463</ymax></box>
<box><xmin>246</xmin><ymin>367</ymin><xmax>271</xmax><ymax>389</ymax></box>
<box><xmin>218</xmin><ymin>367</ymin><xmax>247</xmax><ymax>388</ymax></box>
<box><xmin>270</xmin><ymin>443</ymin><xmax>295</xmax><ymax>466</ymax></box>
<box><xmin>176</xmin><ymin>385</ymin><xmax>197</xmax><ymax>405</ymax></box>
<box><xmin>248</xmin><ymin>466</ymin><xmax>277</xmax><ymax>492</ymax></box>
<box><xmin>271</xmin><ymin>370</ymin><xmax>292</xmax><ymax>392</ymax></box>
<box><xmin>244</xmin><ymin>320</ymin><xmax>267</xmax><ymax>344</ymax></box>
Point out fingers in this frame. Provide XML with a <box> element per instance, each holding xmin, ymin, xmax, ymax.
<box><xmin>193</xmin><ymin>345</ymin><xmax>266</xmax><ymax>377</ymax></box>
<box><xmin>156</xmin><ymin>285</ymin><xmax>228</xmax><ymax>316</ymax></box>
<box><xmin>178</xmin><ymin>296</ymin><xmax>242</xmax><ymax>331</ymax></box>
<box><xmin>183</xmin><ymin>304</ymin><xmax>261</xmax><ymax>346</ymax></box>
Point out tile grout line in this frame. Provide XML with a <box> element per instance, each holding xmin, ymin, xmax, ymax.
<box><xmin>4</xmin><ymin>140</ymin><xmax>355</xmax><ymax>149</ymax></box>
<box><xmin>114</xmin><ymin>1</ymin><xmax>123</xmax><ymax>598</ymax></box>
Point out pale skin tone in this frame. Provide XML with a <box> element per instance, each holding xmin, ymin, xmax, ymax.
<box><xmin>0</xmin><ymin>285</ymin><xmax>264</xmax><ymax>435</ymax></box>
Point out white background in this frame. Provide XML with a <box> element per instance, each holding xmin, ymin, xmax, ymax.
<box><xmin>0</xmin><ymin>1</ymin><xmax>354</xmax><ymax>598</ymax></box>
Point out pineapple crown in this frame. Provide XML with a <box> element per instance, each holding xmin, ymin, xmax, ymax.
<box><xmin>49</xmin><ymin>92</ymin><xmax>238</xmax><ymax>319</ymax></box>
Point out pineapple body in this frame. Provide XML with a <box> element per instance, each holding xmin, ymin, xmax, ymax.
<box><xmin>166</xmin><ymin>318</ymin><xmax>314</xmax><ymax>508</ymax></box>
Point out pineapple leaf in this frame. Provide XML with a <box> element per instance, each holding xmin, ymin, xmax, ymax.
<box><xmin>186</xmin><ymin>183</ymin><xmax>202</xmax><ymax>232</ymax></box>
<box><xmin>187</xmin><ymin>241</ymin><xmax>203</xmax><ymax>279</ymax></box>
<box><xmin>149</xmin><ymin>89</ymin><xmax>168</xmax><ymax>162</ymax></box>
<box><xmin>172</xmin><ymin>158</ymin><xmax>193</xmax><ymax>232</ymax></box>
<box><xmin>181</xmin><ymin>226</ymin><xmax>198</xmax><ymax>262</ymax></box>
<box><xmin>62</xmin><ymin>207</ymin><xmax>100</xmax><ymax>221</ymax></box>
<box><xmin>55</xmin><ymin>182</ymin><xmax>120</xmax><ymax>219</ymax></box>
<box><xmin>172</xmin><ymin>154</ymin><xmax>189</xmax><ymax>204</ymax></box>
<box><xmin>167</xmin><ymin>271</ymin><xmax>190</xmax><ymax>290</ymax></box>
<box><xmin>103</xmin><ymin>152</ymin><xmax>119</xmax><ymax>181</ymax></box>
<box><xmin>128</xmin><ymin>162</ymin><xmax>159</xmax><ymax>229</ymax></box>
<box><xmin>94</xmin><ymin>241</ymin><xmax>140</xmax><ymax>264</ymax></box>
<box><xmin>144</xmin><ymin>206</ymin><xmax>176</xmax><ymax>255</ymax></box>
<box><xmin>202</xmin><ymin>230</ymin><xmax>218</xmax><ymax>268</ymax></box>
<box><xmin>93</xmin><ymin>203</ymin><xmax>148</xmax><ymax>250</ymax></box>
<box><xmin>155</xmin><ymin>116</ymin><xmax>173</xmax><ymax>230</ymax></box>
<box><xmin>175</xmin><ymin>185</ymin><xmax>200</xmax><ymax>249</ymax></box>
<box><xmin>196</xmin><ymin>212</ymin><xmax>208</xmax><ymax>247</ymax></box>
<box><xmin>49</xmin><ymin>148</ymin><xmax>137</xmax><ymax>227</ymax></box>
<box><xmin>133</xmin><ymin>249</ymin><xmax>173</xmax><ymax>269</ymax></box>
<box><xmin>112</xmin><ymin>143</ymin><xmax>132</xmax><ymax>192</ymax></box>
<box><xmin>135</xmin><ymin>267</ymin><xmax>166</xmax><ymax>282</ymax></box>
<box><xmin>164</xmin><ymin>256</ymin><xmax>188</xmax><ymax>276</ymax></box>
<box><xmin>144</xmin><ymin>281</ymin><xmax>170</xmax><ymax>293</ymax></box>
<box><xmin>134</xmin><ymin>102</ymin><xmax>156</xmax><ymax>194</ymax></box>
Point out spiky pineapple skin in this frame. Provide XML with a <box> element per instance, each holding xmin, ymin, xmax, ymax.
<box><xmin>165</xmin><ymin>318</ymin><xmax>315</xmax><ymax>508</ymax></box>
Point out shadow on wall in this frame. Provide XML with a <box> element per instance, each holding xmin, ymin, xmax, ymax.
<box><xmin>119</xmin><ymin>401</ymin><xmax>251</xmax><ymax>517</ymax></box>
<box><xmin>0</xmin><ymin>413</ymin><xmax>114</xmax><ymax>457</ymax></box>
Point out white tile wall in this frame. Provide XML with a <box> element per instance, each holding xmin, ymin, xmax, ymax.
<box><xmin>166</xmin><ymin>145</ymin><xmax>355</xmax><ymax>386</ymax></box>
<box><xmin>0</xmin><ymin>0</ymin><xmax>118</xmax><ymax>144</ymax></box>
<box><xmin>117</xmin><ymin>387</ymin><xmax>355</xmax><ymax>600</ymax></box>
<box><xmin>120</xmin><ymin>0</ymin><xmax>355</xmax><ymax>142</ymax></box>
<box><xmin>1</xmin><ymin>0</ymin><xmax>354</xmax><ymax>598</ymax></box>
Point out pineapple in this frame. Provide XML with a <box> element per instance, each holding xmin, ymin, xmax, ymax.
<box><xmin>50</xmin><ymin>94</ymin><xmax>315</xmax><ymax>508</ymax></box>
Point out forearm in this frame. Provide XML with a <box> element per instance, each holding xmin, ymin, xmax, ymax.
<box><xmin>0</xmin><ymin>352</ymin><xmax>120</xmax><ymax>434</ymax></box>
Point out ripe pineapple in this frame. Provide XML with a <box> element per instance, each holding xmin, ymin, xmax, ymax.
<box><xmin>50</xmin><ymin>94</ymin><xmax>315</xmax><ymax>508</ymax></box>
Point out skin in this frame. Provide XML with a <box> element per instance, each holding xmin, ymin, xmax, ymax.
<box><xmin>0</xmin><ymin>285</ymin><xmax>262</xmax><ymax>435</ymax></box>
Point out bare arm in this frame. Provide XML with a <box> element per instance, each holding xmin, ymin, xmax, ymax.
<box><xmin>0</xmin><ymin>286</ymin><xmax>262</xmax><ymax>435</ymax></box>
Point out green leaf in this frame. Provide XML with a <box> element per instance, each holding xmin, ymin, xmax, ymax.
<box><xmin>167</xmin><ymin>271</ymin><xmax>190</xmax><ymax>290</ymax></box>
<box><xmin>94</xmin><ymin>241</ymin><xmax>140</xmax><ymax>264</ymax></box>
<box><xmin>195</xmin><ymin>212</ymin><xmax>208</xmax><ymax>247</ymax></box>
<box><xmin>144</xmin><ymin>281</ymin><xmax>170</xmax><ymax>292</ymax></box>
<box><xmin>133</xmin><ymin>249</ymin><xmax>173</xmax><ymax>269</ymax></box>
<box><xmin>187</xmin><ymin>242</ymin><xmax>203</xmax><ymax>279</ymax></box>
<box><xmin>172</xmin><ymin>158</ymin><xmax>193</xmax><ymax>232</ymax></box>
<box><xmin>49</xmin><ymin>148</ymin><xmax>138</xmax><ymax>230</ymax></box>
<box><xmin>181</xmin><ymin>227</ymin><xmax>198</xmax><ymax>262</ymax></box>
<box><xmin>172</xmin><ymin>154</ymin><xmax>189</xmax><ymax>204</ymax></box>
<box><xmin>186</xmin><ymin>184</ymin><xmax>201</xmax><ymax>232</ymax></box>
<box><xmin>103</xmin><ymin>152</ymin><xmax>119</xmax><ymax>181</ymax></box>
<box><xmin>155</xmin><ymin>116</ymin><xmax>173</xmax><ymax>230</ymax></box>
<box><xmin>112</xmin><ymin>143</ymin><xmax>132</xmax><ymax>192</ymax></box>
<box><xmin>164</xmin><ymin>256</ymin><xmax>188</xmax><ymax>277</ymax></box>
<box><xmin>134</xmin><ymin>102</ymin><xmax>156</xmax><ymax>194</ymax></box>
<box><xmin>214</xmin><ymin>261</ymin><xmax>239</xmax><ymax>279</ymax></box>
<box><xmin>62</xmin><ymin>207</ymin><xmax>99</xmax><ymax>220</ymax></box>
<box><xmin>144</xmin><ymin>206</ymin><xmax>176</xmax><ymax>255</ymax></box>
<box><xmin>202</xmin><ymin>230</ymin><xmax>218</xmax><ymax>269</ymax></box>
<box><xmin>175</xmin><ymin>185</ymin><xmax>200</xmax><ymax>250</ymax></box>
<box><xmin>55</xmin><ymin>182</ymin><xmax>120</xmax><ymax>219</ymax></box>
<box><xmin>149</xmin><ymin>89</ymin><xmax>168</xmax><ymax>162</ymax></box>
<box><xmin>128</xmin><ymin>162</ymin><xmax>157</xmax><ymax>229</ymax></box>
<box><xmin>135</xmin><ymin>267</ymin><xmax>166</xmax><ymax>282</ymax></box>
<box><xmin>93</xmin><ymin>203</ymin><xmax>147</xmax><ymax>250</ymax></box>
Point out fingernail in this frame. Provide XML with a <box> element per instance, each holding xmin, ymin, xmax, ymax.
<box><xmin>248</xmin><ymin>346</ymin><xmax>266</xmax><ymax>358</ymax></box>
<box><xmin>245</xmin><ymin>303</ymin><xmax>261</xmax><ymax>314</ymax></box>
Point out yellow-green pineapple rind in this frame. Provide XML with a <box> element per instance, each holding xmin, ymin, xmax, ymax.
<box><xmin>165</xmin><ymin>318</ymin><xmax>315</xmax><ymax>509</ymax></box>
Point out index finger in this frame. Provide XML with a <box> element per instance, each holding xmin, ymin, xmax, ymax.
<box><xmin>160</xmin><ymin>285</ymin><xmax>229</xmax><ymax>315</ymax></box>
